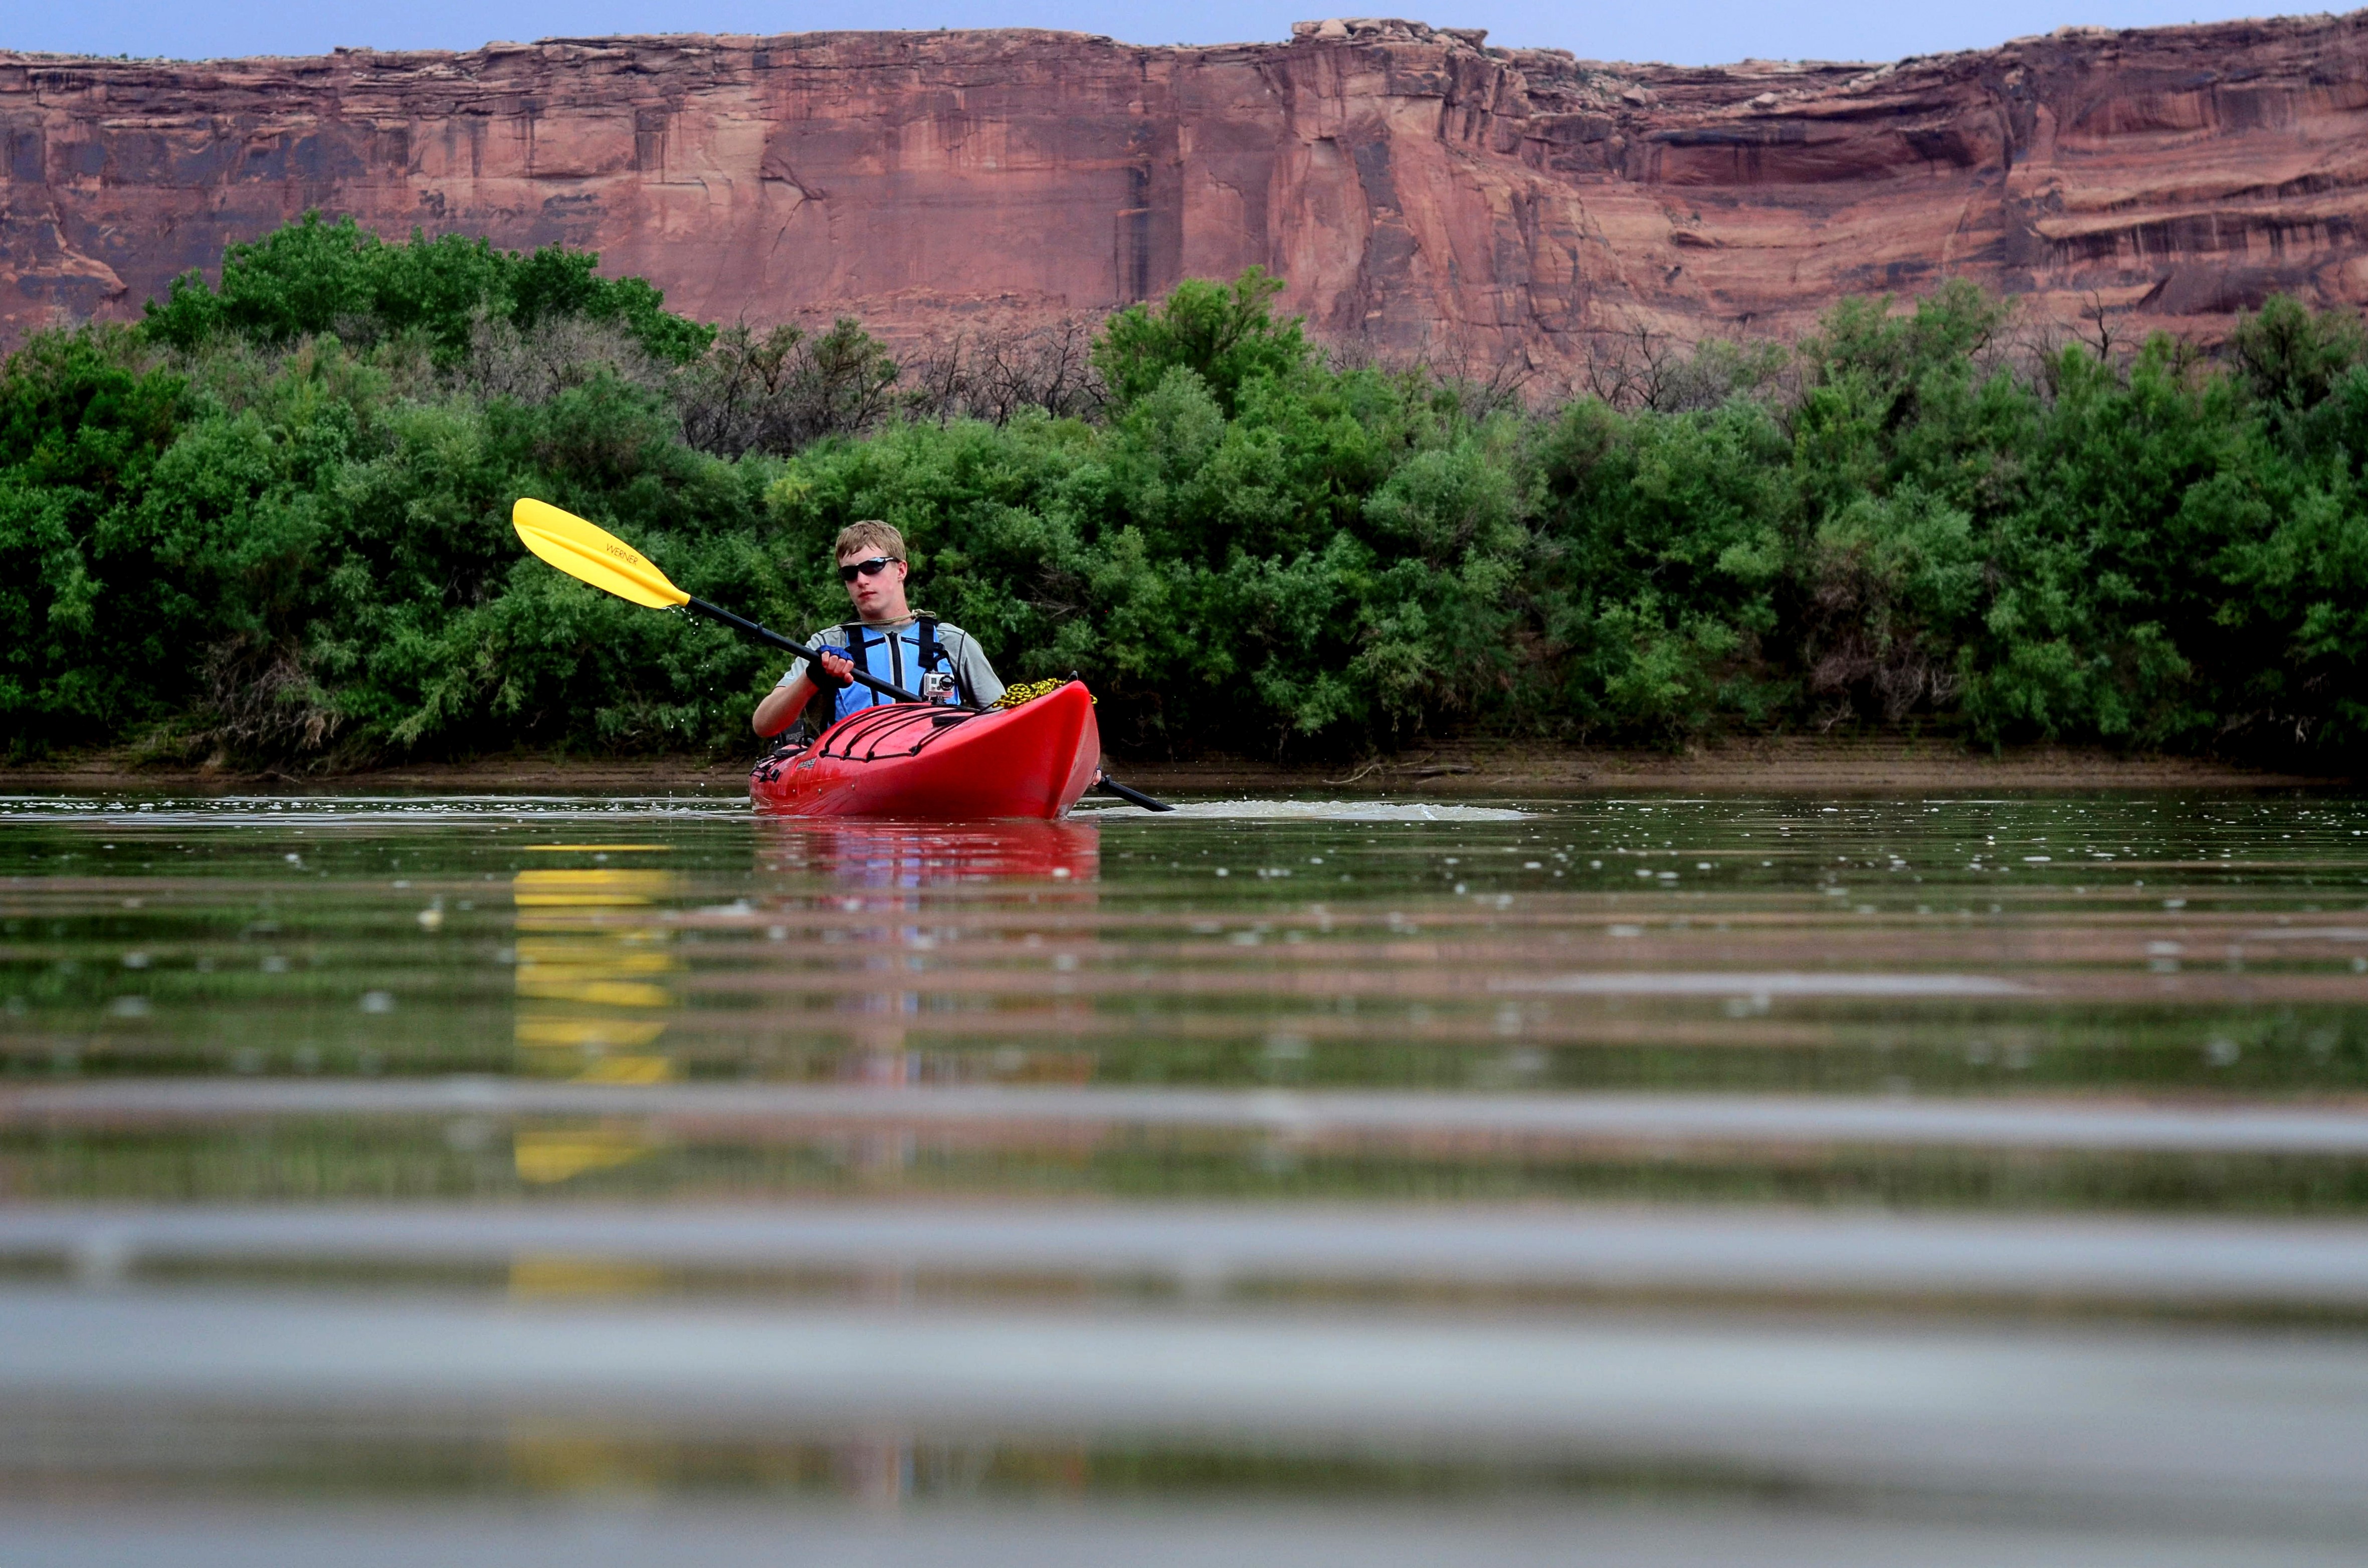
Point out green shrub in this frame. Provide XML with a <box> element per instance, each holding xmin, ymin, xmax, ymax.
<box><xmin>1093</xmin><ymin>268</ymin><xmax>1313</xmax><ymax>416</ymax></box>
<box><xmin>4</xmin><ymin>211</ymin><xmax>2365</xmax><ymax>770</ymax></box>
<box><xmin>142</xmin><ymin>212</ymin><xmax>714</xmax><ymax>367</ymax></box>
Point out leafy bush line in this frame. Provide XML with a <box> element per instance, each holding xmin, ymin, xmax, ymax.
<box><xmin>5</xmin><ymin>215</ymin><xmax>2365</xmax><ymax>768</ymax></box>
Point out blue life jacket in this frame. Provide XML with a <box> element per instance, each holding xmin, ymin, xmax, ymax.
<box><xmin>830</xmin><ymin>616</ymin><xmax>962</xmax><ymax>723</ymax></box>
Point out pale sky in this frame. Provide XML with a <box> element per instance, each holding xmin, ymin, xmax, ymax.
<box><xmin>9</xmin><ymin>0</ymin><xmax>2289</xmax><ymax>70</ymax></box>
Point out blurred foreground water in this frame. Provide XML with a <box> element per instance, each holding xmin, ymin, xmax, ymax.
<box><xmin>3</xmin><ymin>788</ymin><xmax>2366</xmax><ymax>1565</ymax></box>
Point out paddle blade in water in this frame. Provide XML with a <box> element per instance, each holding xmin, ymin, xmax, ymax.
<box><xmin>511</xmin><ymin>498</ymin><xmax>689</xmax><ymax>610</ymax></box>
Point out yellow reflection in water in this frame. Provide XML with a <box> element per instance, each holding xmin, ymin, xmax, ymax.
<box><xmin>512</xmin><ymin>1125</ymin><xmax>662</xmax><ymax>1184</ymax></box>
<box><xmin>513</xmin><ymin>867</ymin><xmax>678</xmax><ymax>906</ymax></box>
<box><xmin>503</xmin><ymin>1421</ymin><xmax>672</xmax><ymax>1496</ymax></box>
<box><xmin>511</xmin><ymin>866</ymin><xmax>684</xmax><ymax>1184</ymax></box>
<box><xmin>508</xmin><ymin>1253</ymin><xmax>669</xmax><ymax>1299</ymax></box>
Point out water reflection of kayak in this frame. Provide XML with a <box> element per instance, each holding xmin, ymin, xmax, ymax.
<box><xmin>755</xmin><ymin>816</ymin><xmax>1100</xmax><ymax>884</ymax></box>
<box><xmin>751</xmin><ymin>680</ymin><xmax>1100</xmax><ymax>820</ymax></box>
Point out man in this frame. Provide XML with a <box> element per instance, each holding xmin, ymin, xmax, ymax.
<box><xmin>751</xmin><ymin>521</ymin><xmax>1007</xmax><ymax>742</ymax></box>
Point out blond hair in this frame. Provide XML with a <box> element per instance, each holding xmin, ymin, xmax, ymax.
<box><xmin>835</xmin><ymin>520</ymin><xmax>905</xmax><ymax>560</ymax></box>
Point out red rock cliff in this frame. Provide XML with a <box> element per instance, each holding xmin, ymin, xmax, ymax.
<box><xmin>5</xmin><ymin>14</ymin><xmax>2366</xmax><ymax>375</ymax></box>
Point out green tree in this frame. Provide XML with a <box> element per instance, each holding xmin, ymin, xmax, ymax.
<box><xmin>1092</xmin><ymin>268</ymin><xmax>1313</xmax><ymax>416</ymax></box>
<box><xmin>142</xmin><ymin>212</ymin><xmax>713</xmax><ymax>367</ymax></box>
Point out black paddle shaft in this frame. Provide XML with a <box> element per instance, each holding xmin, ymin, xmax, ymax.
<box><xmin>688</xmin><ymin>596</ymin><xmax>1175</xmax><ymax>812</ymax></box>
<box><xmin>1093</xmin><ymin>777</ymin><xmax>1175</xmax><ymax>812</ymax></box>
<box><xmin>685</xmin><ymin>597</ymin><xmax>924</xmax><ymax>705</ymax></box>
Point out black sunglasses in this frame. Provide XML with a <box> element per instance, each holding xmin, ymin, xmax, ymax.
<box><xmin>838</xmin><ymin>555</ymin><xmax>901</xmax><ymax>583</ymax></box>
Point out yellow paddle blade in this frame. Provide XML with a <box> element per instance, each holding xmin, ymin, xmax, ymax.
<box><xmin>511</xmin><ymin>498</ymin><xmax>688</xmax><ymax>609</ymax></box>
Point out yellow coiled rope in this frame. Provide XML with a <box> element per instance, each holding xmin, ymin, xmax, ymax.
<box><xmin>992</xmin><ymin>678</ymin><xmax>1094</xmax><ymax>709</ymax></box>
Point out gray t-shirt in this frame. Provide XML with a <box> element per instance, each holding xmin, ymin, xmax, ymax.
<box><xmin>776</xmin><ymin>615</ymin><xmax>1007</xmax><ymax>708</ymax></box>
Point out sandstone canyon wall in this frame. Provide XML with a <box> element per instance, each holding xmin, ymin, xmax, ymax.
<box><xmin>4</xmin><ymin>13</ymin><xmax>2367</xmax><ymax>377</ymax></box>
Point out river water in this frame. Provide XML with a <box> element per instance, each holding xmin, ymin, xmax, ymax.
<box><xmin>3</xmin><ymin>788</ymin><xmax>2366</xmax><ymax>1565</ymax></box>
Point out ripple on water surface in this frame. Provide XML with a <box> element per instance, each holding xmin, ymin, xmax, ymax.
<box><xmin>3</xmin><ymin>787</ymin><xmax>2367</xmax><ymax>1550</ymax></box>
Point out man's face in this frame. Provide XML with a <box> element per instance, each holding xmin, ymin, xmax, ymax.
<box><xmin>840</xmin><ymin>548</ymin><xmax>909</xmax><ymax>620</ymax></box>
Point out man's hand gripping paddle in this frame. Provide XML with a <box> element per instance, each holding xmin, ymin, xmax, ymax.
<box><xmin>510</xmin><ymin>498</ymin><xmax>1173</xmax><ymax>811</ymax></box>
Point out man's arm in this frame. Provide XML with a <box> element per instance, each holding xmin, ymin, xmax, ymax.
<box><xmin>751</xmin><ymin>650</ymin><xmax>857</xmax><ymax>738</ymax></box>
<box><xmin>751</xmin><ymin>676</ymin><xmax>812</xmax><ymax>738</ymax></box>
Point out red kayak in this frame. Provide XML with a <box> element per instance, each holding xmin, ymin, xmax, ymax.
<box><xmin>750</xmin><ymin>681</ymin><xmax>1100</xmax><ymax>819</ymax></box>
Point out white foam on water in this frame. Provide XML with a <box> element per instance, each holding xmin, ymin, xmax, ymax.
<box><xmin>0</xmin><ymin>794</ymin><xmax>751</xmax><ymax>827</ymax></box>
<box><xmin>1501</xmin><ymin>972</ymin><xmax>2038</xmax><ymax>997</ymax></box>
<box><xmin>6</xmin><ymin>791</ymin><xmax>1530</xmax><ymax>827</ymax></box>
<box><xmin>1079</xmin><ymin>798</ymin><xmax>1528</xmax><ymax>822</ymax></box>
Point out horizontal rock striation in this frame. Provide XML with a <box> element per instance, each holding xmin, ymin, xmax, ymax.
<box><xmin>5</xmin><ymin>14</ymin><xmax>2367</xmax><ymax>375</ymax></box>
